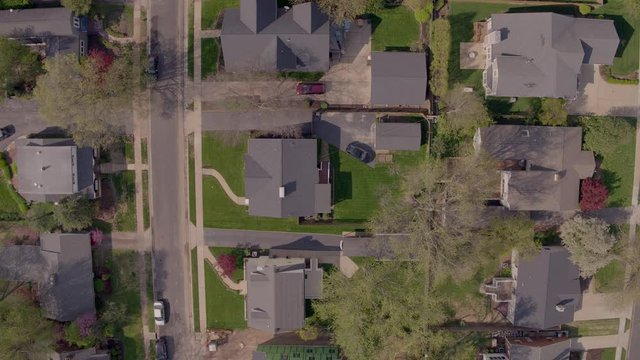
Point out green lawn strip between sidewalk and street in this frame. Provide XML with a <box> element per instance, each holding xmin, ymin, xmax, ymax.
<box><xmin>562</xmin><ymin>319</ymin><xmax>621</xmax><ymax>337</ymax></box>
<box><xmin>188</xmin><ymin>0</ymin><xmax>194</xmax><ymax>79</ymax></box>
<box><xmin>204</xmin><ymin>260</ymin><xmax>246</xmax><ymax>329</ymax></box>
<box><xmin>145</xmin><ymin>252</ymin><xmax>155</xmax><ymax>330</ymax></box>
<box><xmin>112</xmin><ymin>171</ymin><xmax>137</xmax><ymax>232</ymax></box>
<box><xmin>370</xmin><ymin>5</ymin><xmax>420</xmax><ymax>52</ymax></box>
<box><xmin>143</xmin><ymin>170</ymin><xmax>150</xmax><ymax>230</ymax></box>
<box><xmin>209</xmin><ymin>247</ymin><xmax>244</xmax><ymax>283</ymax></box>
<box><xmin>188</xmin><ymin>134</ymin><xmax>196</xmax><ymax>225</ymax></box>
<box><xmin>142</xmin><ymin>138</ymin><xmax>148</xmax><ymax>165</ymax></box>
<box><xmin>191</xmin><ymin>247</ymin><xmax>200</xmax><ymax>332</ymax></box>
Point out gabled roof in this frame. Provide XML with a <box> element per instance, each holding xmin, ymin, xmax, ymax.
<box><xmin>375</xmin><ymin>122</ymin><xmax>422</xmax><ymax>151</ymax></box>
<box><xmin>370</xmin><ymin>52</ymin><xmax>428</xmax><ymax>106</ymax></box>
<box><xmin>244</xmin><ymin>138</ymin><xmax>330</xmax><ymax>218</ymax></box>
<box><xmin>15</xmin><ymin>138</ymin><xmax>95</xmax><ymax>203</ymax></box>
<box><xmin>485</xmin><ymin>13</ymin><xmax>618</xmax><ymax>98</ymax></box>
<box><xmin>0</xmin><ymin>233</ymin><xmax>96</xmax><ymax>322</ymax></box>
<box><xmin>513</xmin><ymin>247</ymin><xmax>582</xmax><ymax>329</ymax></box>
<box><xmin>507</xmin><ymin>338</ymin><xmax>571</xmax><ymax>360</ymax></box>
<box><xmin>475</xmin><ymin>125</ymin><xmax>595</xmax><ymax>211</ymax></box>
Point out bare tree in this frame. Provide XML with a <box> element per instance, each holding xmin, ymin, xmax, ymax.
<box><xmin>559</xmin><ymin>215</ymin><xmax>617</xmax><ymax>277</ymax></box>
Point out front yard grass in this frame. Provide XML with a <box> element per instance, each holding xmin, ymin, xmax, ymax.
<box><xmin>202</xmin><ymin>0</ymin><xmax>238</xmax><ymax>29</ymax></box>
<box><xmin>562</xmin><ymin>319</ymin><xmax>621</xmax><ymax>337</ymax></box>
<box><xmin>202</xmin><ymin>132</ymin><xmax>248</xmax><ymax>195</ymax></box>
<box><xmin>202</xmin><ymin>38</ymin><xmax>219</xmax><ymax>79</ymax></box>
<box><xmin>94</xmin><ymin>3</ymin><xmax>134</xmax><ymax>38</ymax></box>
<box><xmin>209</xmin><ymin>247</ymin><xmax>244</xmax><ymax>283</ymax></box>
<box><xmin>204</xmin><ymin>260</ymin><xmax>246</xmax><ymax>329</ymax></box>
<box><xmin>592</xmin><ymin>0</ymin><xmax>639</xmax><ymax>76</ymax></box>
<box><xmin>594</xmin><ymin>260</ymin><xmax>625</xmax><ymax>293</ymax></box>
<box><xmin>97</xmin><ymin>250</ymin><xmax>145</xmax><ymax>360</ymax></box>
<box><xmin>191</xmin><ymin>247</ymin><xmax>200</xmax><ymax>332</ymax></box>
<box><xmin>112</xmin><ymin>171</ymin><xmax>137</xmax><ymax>232</ymax></box>
<box><xmin>370</xmin><ymin>5</ymin><xmax>420</xmax><ymax>51</ymax></box>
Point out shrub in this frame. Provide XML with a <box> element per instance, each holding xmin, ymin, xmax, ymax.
<box><xmin>579</xmin><ymin>4</ymin><xmax>591</xmax><ymax>15</ymax></box>
<box><xmin>94</xmin><ymin>278</ymin><xmax>105</xmax><ymax>293</ymax></box>
<box><xmin>297</xmin><ymin>324</ymin><xmax>320</xmax><ymax>341</ymax></box>
<box><xmin>65</xmin><ymin>318</ymin><xmax>96</xmax><ymax>348</ymax></box>
<box><xmin>429</xmin><ymin>19</ymin><xmax>451</xmax><ymax>97</ymax></box>
<box><xmin>218</xmin><ymin>254</ymin><xmax>237</xmax><ymax>277</ymax></box>
<box><xmin>90</xmin><ymin>229</ymin><xmax>104</xmax><ymax>247</ymax></box>
<box><xmin>538</xmin><ymin>98</ymin><xmax>567</xmax><ymax>126</ymax></box>
<box><xmin>599</xmin><ymin>65</ymin><xmax>640</xmax><ymax>85</ymax></box>
<box><xmin>580</xmin><ymin>177</ymin><xmax>609</xmax><ymax>211</ymax></box>
<box><xmin>0</xmin><ymin>0</ymin><xmax>31</xmax><ymax>10</ymax></box>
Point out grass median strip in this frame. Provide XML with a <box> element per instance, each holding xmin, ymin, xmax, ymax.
<box><xmin>191</xmin><ymin>247</ymin><xmax>200</xmax><ymax>332</ymax></box>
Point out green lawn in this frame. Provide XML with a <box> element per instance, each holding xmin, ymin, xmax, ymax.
<box><xmin>563</xmin><ymin>319</ymin><xmax>621</xmax><ymax>337</ymax></box>
<box><xmin>202</xmin><ymin>132</ymin><xmax>248</xmax><ymax>195</ymax></box>
<box><xmin>601</xmin><ymin>348</ymin><xmax>617</xmax><ymax>360</ymax></box>
<box><xmin>0</xmin><ymin>181</ymin><xmax>22</xmax><ymax>216</ymax></box>
<box><xmin>594</xmin><ymin>260</ymin><xmax>625</xmax><ymax>293</ymax></box>
<box><xmin>592</xmin><ymin>0</ymin><xmax>639</xmax><ymax>76</ymax></box>
<box><xmin>370</xmin><ymin>6</ymin><xmax>420</xmax><ymax>51</ymax></box>
<box><xmin>188</xmin><ymin>134</ymin><xmax>196</xmax><ymax>225</ymax></box>
<box><xmin>112</xmin><ymin>171</ymin><xmax>137</xmax><ymax>232</ymax></box>
<box><xmin>145</xmin><ymin>252</ymin><xmax>155</xmax><ymax>330</ymax></box>
<box><xmin>188</xmin><ymin>0</ymin><xmax>194</xmax><ymax>79</ymax></box>
<box><xmin>202</xmin><ymin>38</ymin><xmax>219</xmax><ymax>79</ymax></box>
<box><xmin>191</xmin><ymin>247</ymin><xmax>200</xmax><ymax>332</ymax></box>
<box><xmin>209</xmin><ymin>247</ymin><xmax>244</xmax><ymax>283</ymax></box>
<box><xmin>124</xmin><ymin>140</ymin><xmax>134</xmax><ymax>164</ymax></box>
<box><xmin>578</xmin><ymin>116</ymin><xmax>636</xmax><ymax>207</ymax></box>
<box><xmin>202</xmin><ymin>0</ymin><xmax>238</xmax><ymax>29</ymax></box>
<box><xmin>204</xmin><ymin>260</ymin><xmax>246</xmax><ymax>329</ymax></box>
<box><xmin>141</xmin><ymin>138</ymin><xmax>148</xmax><ymax>165</ymax></box>
<box><xmin>94</xmin><ymin>3</ymin><xmax>134</xmax><ymax>37</ymax></box>
<box><xmin>99</xmin><ymin>250</ymin><xmax>145</xmax><ymax>360</ymax></box>
<box><xmin>143</xmin><ymin>170</ymin><xmax>150</xmax><ymax>230</ymax></box>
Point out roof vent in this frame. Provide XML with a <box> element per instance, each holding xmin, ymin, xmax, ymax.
<box><xmin>49</xmin><ymin>274</ymin><xmax>55</xmax><ymax>285</ymax></box>
<box><xmin>36</xmin><ymin>150</ymin><xmax>42</xmax><ymax>155</ymax></box>
<box><xmin>554</xmin><ymin>172</ymin><xmax>561</xmax><ymax>181</ymax></box>
<box><xmin>555</xmin><ymin>304</ymin><xmax>565</xmax><ymax>312</ymax></box>
<box><xmin>284</xmin><ymin>5</ymin><xmax>290</xmax><ymax>10</ymax></box>
<box><xmin>279</xmin><ymin>186</ymin><xmax>285</xmax><ymax>198</ymax></box>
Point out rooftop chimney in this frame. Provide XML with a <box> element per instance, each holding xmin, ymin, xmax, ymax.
<box><xmin>279</xmin><ymin>186</ymin><xmax>285</xmax><ymax>198</ymax></box>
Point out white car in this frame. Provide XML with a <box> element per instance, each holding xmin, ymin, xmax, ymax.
<box><xmin>154</xmin><ymin>301</ymin><xmax>166</xmax><ymax>326</ymax></box>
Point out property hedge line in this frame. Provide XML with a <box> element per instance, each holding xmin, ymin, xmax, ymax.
<box><xmin>0</xmin><ymin>154</ymin><xmax>28</xmax><ymax>214</ymax></box>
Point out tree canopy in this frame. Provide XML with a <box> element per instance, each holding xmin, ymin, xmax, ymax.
<box><xmin>26</xmin><ymin>196</ymin><xmax>95</xmax><ymax>232</ymax></box>
<box><xmin>439</xmin><ymin>86</ymin><xmax>493</xmax><ymax>138</ymax></box>
<box><xmin>61</xmin><ymin>0</ymin><xmax>92</xmax><ymax>15</ymax></box>
<box><xmin>0</xmin><ymin>37</ymin><xmax>43</xmax><ymax>97</ymax></box>
<box><xmin>429</xmin><ymin>19</ymin><xmax>450</xmax><ymax>97</ymax></box>
<box><xmin>559</xmin><ymin>215</ymin><xmax>618</xmax><ymax>277</ymax></box>
<box><xmin>538</xmin><ymin>98</ymin><xmax>568</xmax><ymax>126</ymax></box>
<box><xmin>292</xmin><ymin>0</ymin><xmax>381</xmax><ymax>25</ymax></box>
<box><xmin>0</xmin><ymin>295</ymin><xmax>53</xmax><ymax>360</ymax></box>
<box><xmin>33</xmin><ymin>52</ymin><xmax>137</xmax><ymax>148</ymax></box>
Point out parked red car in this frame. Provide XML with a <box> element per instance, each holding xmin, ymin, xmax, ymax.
<box><xmin>296</xmin><ymin>82</ymin><xmax>325</xmax><ymax>95</ymax></box>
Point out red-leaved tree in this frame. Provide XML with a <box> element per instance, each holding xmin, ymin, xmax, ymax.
<box><xmin>218</xmin><ymin>254</ymin><xmax>237</xmax><ymax>277</ymax></box>
<box><xmin>580</xmin><ymin>177</ymin><xmax>608</xmax><ymax>212</ymax></box>
<box><xmin>88</xmin><ymin>49</ymin><xmax>114</xmax><ymax>73</ymax></box>
<box><xmin>90</xmin><ymin>229</ymin><xmax>103</xmax><ymax>248</ymax></box>
<box><xmin>75</xmin><ymin>312</ymin><xmax>97</xmax><ymax>337</ymax></box>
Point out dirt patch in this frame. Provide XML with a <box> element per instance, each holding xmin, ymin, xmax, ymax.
<box><xmin>211</xmin><ymin>329</ymin><xmax>273</xmax><ymax>360</ymax></box>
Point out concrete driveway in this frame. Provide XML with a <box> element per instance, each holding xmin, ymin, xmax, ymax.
<box><xmin>316</xmin><ymin>22</ymin><xmax>372</xmax><ymax>105</ymax></box>
<box><xmin>567</xmin><ymin>65</ymin><xmax>639</xmax><ymax>117</ymax></box>
<box><xmin>314</xmin><ymin>112</ymin><xmax>376</xmax><ymax>150</ymax></box>
<box><xmin>202</xmin><ymin>107</ymin><xmax>314</xmax><ymax>131</ymax></box>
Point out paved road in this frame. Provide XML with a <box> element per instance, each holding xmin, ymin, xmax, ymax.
<box><xmin>204</xmin><ymin>228</ymin><xmax>402</xmax><ymax>257</ymax></box>
<box><xmin>148</xmin><ymin>0</ymin><xmax>202</xmax><ymax>358</ymax></box>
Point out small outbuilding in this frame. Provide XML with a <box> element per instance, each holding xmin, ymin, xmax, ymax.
<box><xmin>374</xmin><ymin>122</ymin><xmax>422</xmax><ymax>151</ymax></box>
<box><xmin>370</xmin><ymin>52</ymin><xmax>428</xmax><ymax>107</ymax></box>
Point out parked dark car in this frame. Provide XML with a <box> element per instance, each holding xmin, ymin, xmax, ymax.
<box><xmin>345</xmin><ymin>142</ymin><xmax>375</xmax><ymax>163</ymax></box>
<box><xmin>296</xmin><ymin>82</ymin><xmax>325</xmax><ymax>95</ymax></box>
<box><xmin>147</xmin><ymin>56</ymin><xmax>159</xmax><ymax>80</ymax></box>
<box><xmin>156</xmin><ymin>337</ymin><xmax>169</xmax><ymax>360</ymax></box>
<box><xmin>0</xmin><ymin>125</ymin><xmax>15</xmax><ymax>141</ymax></box>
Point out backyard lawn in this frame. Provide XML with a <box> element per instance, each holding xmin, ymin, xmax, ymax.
<box><xmin>209</xmin><ymin>247</ymin><xmax>245</xmax><ymax>283</ymax></box>
<box><xmin>112</xmin><ymin>171</ymin><xmax>137</xmax><ymax>232</ymax></box>
<box><xmin>563</xmin><ymin>319</ymin><xmax>620</xmax><ymax>337</ymax></box>
<box><xmin>594</xmin><ymin>260</ymin><xmax>625</xmax><ymax>293</ymax></box>
<box><xmin>204</xmin><ymin>260</ymin><xmax>246</xmax><ymax>329</ymax></box>
<box><xmin>202</xmin><ymin>132</ymin><xmax>248</xmax><ymax>195</ymax></box>
<box><xmin>191</xmin><ymin>247</ymin><xmax>200</xmax><ymax>332</ymax></box>
<box><xmin>592</xmin><ymin>0</ymin><xmax>639</xmax><ymax>76</ymax></box>
<box><xmin>202</xmin><ymin>0</ymin><xmax>238</xmax><ymax>29</ymax></box>
<box><xmin>202</xmin><ymin>38</ymin><xmax>219</xmax><ymax>79</ymax></box>
<box><xmin>371</xmin><ymin>5</ymin><xmax>420</xmax><ymax>51</ymax></box>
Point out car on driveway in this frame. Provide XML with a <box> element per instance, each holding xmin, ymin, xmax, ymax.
<box><xmin>296</xmin><ymin>82</ymin><xmax>325</xmax><ymax>95</ymax></box>
<box><xmin>346</xmin><ymin>141</ymin><xmax>375</xmax><ymax>163</ymax></box>
<box><xmin>154</xmin><ymin>300</ymin><xmax>166</xmax><ymax>326</ymax></box>
<box><xmin>156</xmin><ymin>337</ymin><xmax>169</xmax><ymax>360</ymax></box>
<box><xmin>0</xmin><ymin>125</ymin><xmax>15</xmax><ymax>141</ymax></box>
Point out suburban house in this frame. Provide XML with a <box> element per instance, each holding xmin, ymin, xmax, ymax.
<box><xmin>474</xmin><ymin>125</ymin><xmax>595</xmax><ymax>211</ymax></box>
<box><xmin>253</xmin><ymin>344</ymin><xmax>339</xmax><ymax>360</ymax></box>
<box><xmin>244</xmin><ymin>138</ymin><xmax>331</xmax><ymax>218</ymax></box>
<box><xmin>482</xmin><ymin>337</ymin><xmax>571</xmax><ymax>360</ymax></box>
<box><xmin>0</xmin><ymin>7</ymin><xmax>89</xmax><ymax>58</ymax></box>
<box><xmin>374</xmin><ymin>121</ymin><xmax>422</xmax><ymax>151</ymax></box>
<box><xmin>220</xmin><ymin>0</ymin><xmax>331</xmax><ymax>72</ymax></box>
<box><xmin>245</xmin><ymin>257</ymin><xmax>323</xmax><ymax>334</ymax></box>
<box><xmin>370</xmin><ymin>52</ymin><xmax>428</xmax><ymax>106</ymax></box>
<box><xmin>481</xmin><ymin>247</ymin><xmax>582</xmax><ymax>330</ymax></box>
<box><xmin>50</xmin><ymin>347</ymin><xmax>111</xmax><ymax>360</ymax></box>
<box><xmin>0</xmin><ymin>233</ymin><xmax>96</xmax><ymax>322</ymax></box>
<box><xmin>482</xmin><ymin>13</ymin><xmax>619</xmax><ymax>98</ymax></box>
<box><xmin>15</xmin><ymin>138</ymin><xmax>98</xmax><ymax>203</ymax></box>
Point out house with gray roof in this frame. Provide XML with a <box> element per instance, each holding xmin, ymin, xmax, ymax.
<box><xmin>244</xmin><ymin>138</ymin><xmax>331</xmax><ymax>218</ymax></box>
<box><xmin>481</xmin><ymin>247</ymin><xmax>582</xmax><ymax>330</ymax></box>
<box><xmin>0</xmin><ymin>233</ymin><xmax>96</xmax><ymax>322</ymax></box>
<box><xmin>0</xmin><ymin>7</ymin><xmax>89</xmax><ymax>58</ymax></box>
<box><xmin>15</xmin><ymin>138</ymin><xmax>98</xmax><ymax>203</ymax></box>
<box><xmin>220</xmin><ymin>0</ymin><xmax>331</xmax><ymax>72</ymax></box>
<box><xmin>483</xmin><ymin>13</ymin><xmax>619</xmax><ymax>98</ymax></box>
<box><xmin>474</xmin><ymin>125</ymin><xmax>595</xmax><ymax>211</ymax></box>
<box><xmin>506</xmin><ymin>337</ymin><xmax>571</xmax><ymax>360</ymax></box>
<box><xmin>370</xmin><ymin>52</ymin><xmax>428</xmax><ymax>106</ymax></box>
<box><xmin>246</xmin><ymin>257</ymin><xmax>323</xmax><ymax>333</ymax></box>
<box><xmin>374</xmin><ymin>122</ymin><xmax>422</xmax><ymax>151</ymax></box>
<box><xmin>50</xmin><ymin>347</ymin><xmax>110</xmax><ymax>360</ymax></box>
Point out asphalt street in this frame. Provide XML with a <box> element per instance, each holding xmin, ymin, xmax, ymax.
<box><xmin>148</xmin><ymin>0</ymin><xmax>202</xmax><ymax>358</ymax></box>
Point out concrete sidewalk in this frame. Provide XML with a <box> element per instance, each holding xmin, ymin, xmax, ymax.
<box><xmin>202</xmin><ymin>169</ymin><xmax>246</xmax><ymax>205</ymax></box>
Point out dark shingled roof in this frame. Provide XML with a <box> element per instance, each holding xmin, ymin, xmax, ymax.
<box><xmin>370</xmin><ymin>52</ymin><xmax>428</xmax><ymax>106</ymax></box>
<box><xmin>508</xmin><ymin>338</ymin><xmax>571</xmax><ymax>360</ymax></box>
<box><xmin>15</xmin><ymin>138</ymin><xmax>96</xmax><ymax>203</ymax></box>
<box><xmin>513</xmin><ymin>247</ymin><xmax>582</xmax><ymax>329</ymax></box>
<box><xmin>220</xmin><ymin>0</ymin><xmax>330</xmax><ymax>72</ymax></box>
<box><xmin>0</xmin><ymin>233</ymin><xmax>96</xmax><ymax>322</ymax></box>
<box><xmin>483</xmin><ymin>13</ymin><xmax>618</xmax><ymax>98</ymax></box>
<box><xmin>475</xmin><ymin>125</ymin><xmax>595</xmax><ymax>211</ymax></box>
<box><xmin>0</xmin><ymin>7</ymin><xmax>88</xmax><ymax>58</ymax></box>
<box><xmin>375</xmin><ymin>122</ymin><xmax>422</xmax><ymax>151</ymax></box>
<box><xmin>244</xmin><ymin>138</ymin><xmax>331</xmax><ymax>218</ymax></box>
